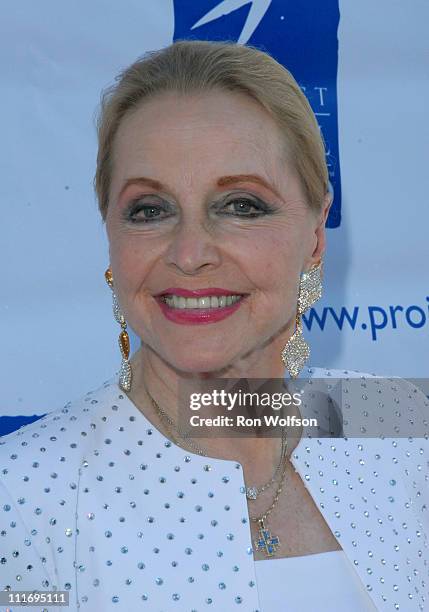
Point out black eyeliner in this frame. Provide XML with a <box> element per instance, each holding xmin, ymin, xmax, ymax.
<box><xmin>214</xmin><ymin>196</ymin><xmax>277</xmax><ymax>216</ymax></box>
<box><xmin>122</xmin><ymin>198</ymin><xmax>174</xmax><ymax>223</ymax></box>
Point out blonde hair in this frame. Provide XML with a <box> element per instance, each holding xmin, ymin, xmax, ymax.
<box><xmin>94</xmin><ymin>39</ymin><xmax>329</xmax><ymax>222</ymax></box>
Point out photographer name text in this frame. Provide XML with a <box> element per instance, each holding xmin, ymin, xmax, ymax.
<box><xmin>188</xmin><ymin>414</ymin><xmax>318</xmax><ymax>427</ymax></box>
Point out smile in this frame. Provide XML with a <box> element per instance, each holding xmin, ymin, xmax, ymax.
<box><xmin>154</xmin><ymin>293</ymin><xmax>247</xmax><ymax>325</ymax></box>
<box><xmin>161</xmin><ymin>294</ymin><xmax>243</xmax><ymax>309</ymax></box>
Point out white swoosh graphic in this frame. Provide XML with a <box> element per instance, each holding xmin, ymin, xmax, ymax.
<box><xmin>191</xmin><ymin>0</ymin><xmax>272</xmax><ymax>45</ymax></box>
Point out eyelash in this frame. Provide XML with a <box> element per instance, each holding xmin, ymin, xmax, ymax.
<box><xmin>124</xmin><ymin>197</ymin><xmax>275</xmax><ymax>224</ymax></box>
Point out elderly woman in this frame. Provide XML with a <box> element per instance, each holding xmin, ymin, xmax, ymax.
<box><xmin>1</xmin><ymin>40</ymin><xmax>428</xmax><ymax>612</ymax></box>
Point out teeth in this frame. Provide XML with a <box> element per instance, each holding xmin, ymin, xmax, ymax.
<box><xmin>163</xmin><ymin>294</ymin><xmax>243</xmax><ymax>309</ymax></box>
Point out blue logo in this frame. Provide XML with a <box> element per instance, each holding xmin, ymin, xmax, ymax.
<box><xmin>173</xmin><ymin>0</ymin><xmax>341</xmax><ymax>227</ymax></box>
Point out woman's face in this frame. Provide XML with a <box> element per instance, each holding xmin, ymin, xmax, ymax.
<box><xmin>106</xmin><ymin>89</ymin><xmax>329</xmax><ymax>374</ymax></box>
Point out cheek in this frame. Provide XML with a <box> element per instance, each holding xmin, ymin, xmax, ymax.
<box><xmin>108</xmin><ymin>238</ymin><xmax>149</xmax><ymax>296</ymax></box>
<box><xmin>242</xmin><ymin>232</ymin><xmax>302</xmax><ymax>289</ymax></box>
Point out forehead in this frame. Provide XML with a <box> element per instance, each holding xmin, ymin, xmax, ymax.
<box><xmin>110</xmin><ymin>90</ymin><xmax>289</xmax><ymax>197</ymax></box>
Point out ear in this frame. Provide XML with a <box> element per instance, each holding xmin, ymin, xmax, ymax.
<box><xmin>308</xmin><ymin>191</ymin><xmax>333</xmax><ymax>267</ymax></box>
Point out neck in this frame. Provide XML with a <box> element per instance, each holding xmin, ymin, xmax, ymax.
<box><xmin>125</xmin><ymin>344</ymin><xmax>304</xmax><ymax>482</ymax></box>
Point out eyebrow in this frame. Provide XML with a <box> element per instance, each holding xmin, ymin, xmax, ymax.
<box><xmin>118</xmin><ymin>174</ymin><xmax>282</xmax><ymax>200</ymax></box>
<box><xmin>217</xmin><ymin>174</ymin><xmax>282</xmax><ymax>198</ymax></box>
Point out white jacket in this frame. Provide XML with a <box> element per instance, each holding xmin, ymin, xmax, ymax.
<box><xmin>0</xmin><ymin>367</ymin><xmax>428</xmax><ymax>611</ymax></box>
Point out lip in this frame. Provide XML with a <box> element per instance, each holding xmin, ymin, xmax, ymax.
<box><xmin>154</xmin><ymin>287</ymin><xmax>247</xmax><ymax>298</ymax></box>
<box><xmin>154</xmin><ymin>293</ymin><xmax>247</xmax><ymax>325</ymax></box>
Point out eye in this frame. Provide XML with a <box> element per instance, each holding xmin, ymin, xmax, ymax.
<box><xmin>124</xmin><ymin>199</ymin><xmax>173</xmax><ymax>223</ymax></box>
<box><xmin>218</xmin><ymin>197</ymin><xmax>273</xmax><ymax>217</ymax></box>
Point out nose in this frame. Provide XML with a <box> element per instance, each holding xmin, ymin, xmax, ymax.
<box><xmin>164</xmin><ymin>218</ymin><xmax>222</xmax><ymax>275</ymax></box>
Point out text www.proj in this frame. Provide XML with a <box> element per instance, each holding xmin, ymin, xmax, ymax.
<box><xmin>303</xmin><ymin>296</ymin><xmax>429</xmax><ymax>341</ymax></box>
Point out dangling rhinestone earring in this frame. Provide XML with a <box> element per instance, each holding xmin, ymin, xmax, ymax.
<box><xmin>104</xmin><ymin>268</ymin><xmax>132</xmax><ymax>392</ymax></box>
<box><xmin>281</xmin><ymin>259</ymin><xmax>323</xmax><ymax>378</ymax></box>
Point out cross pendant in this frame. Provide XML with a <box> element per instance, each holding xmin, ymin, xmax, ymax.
<box><xmin>254</xmin><ymin>518</ymin><xmax>281</xmax><ymax>557</ymax></box>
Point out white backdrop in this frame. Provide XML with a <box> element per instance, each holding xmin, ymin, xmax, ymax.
<box><xmin>1</xmin><ymin>0</ymin><xmax>428</xmax><ymax>424</ymax></box>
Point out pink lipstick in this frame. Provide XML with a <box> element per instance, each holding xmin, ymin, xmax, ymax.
<box><xmin>155</xmin><ymin>287</ymin><xmax>241</xmax><ymax>297</ymax></box>
<box><xmin>153</xmin><ymin>288</ymin><xmax>248</xmax><ymax>325</ymax></box>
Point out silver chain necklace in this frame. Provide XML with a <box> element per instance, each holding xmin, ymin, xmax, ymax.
<box><xmin>144</xmin><ymin>387</ymin><xmax>289</xmax><ymax>558</ymax></box>
<box><xmin>148</xmin><ymin>392</ymin><xmax>288</xmax><ymax>498</ymax></box>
